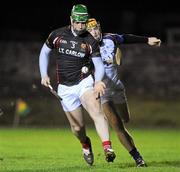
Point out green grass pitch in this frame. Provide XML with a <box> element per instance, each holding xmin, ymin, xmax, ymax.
<box><xmin>0</xmin><ymin>128</ymin><xmax>180</xmax><ymax>172</ymax></box>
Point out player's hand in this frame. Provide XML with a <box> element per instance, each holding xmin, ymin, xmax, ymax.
<box><xmin>148</xmin><ymin>37</ymin><xmax>161</xmax><ymax>46</ymax></box>
<box><xmin>41</xmin><ymin>76</ymin><xmax>50</xmax><ymax>87</ymax></box>
<box><xmin>94</xmin><ymin>81</ymin><xmax>106</xmax><ymax>99</ymax></box>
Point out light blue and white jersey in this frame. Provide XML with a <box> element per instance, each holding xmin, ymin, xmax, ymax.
<box><xmin>100</xmin><ymin>38</ymin><xmax>116</xmax><ymax>68</ymax></box>
<box><xmin>100</xmin><ymin>34</ymin><xmax>126</xmax><ymax>104</ymax></box>
<box><xmin>100</xmin><ymin>34</ymin><xmax>123</xmax><ymax>85</ymax></box>
<box><xmin>99</xmin><ymin>33</ymin><xmax>148</xmax><ymax>104</ymax></box>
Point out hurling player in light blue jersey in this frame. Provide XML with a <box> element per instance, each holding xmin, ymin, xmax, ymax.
<box><xmin>87</xmin><ymin>18</ymin><xmax>161</xmax><ymax>167</ymax></box>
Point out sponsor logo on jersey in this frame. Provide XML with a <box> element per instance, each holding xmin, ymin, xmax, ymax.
<box><xmin>59</xmin><ymin>48</ymin><xmax>85</xmax><ymax>58</ymax></box>
<box><xmin>59</xmin><ymin>39</ymin><xmax>67</xmax><ymax>44</ymax></box>
<box><xmin>53</xmin><ymin>37</ymin><xmax>67</xmax><ymax>45</ymax></box>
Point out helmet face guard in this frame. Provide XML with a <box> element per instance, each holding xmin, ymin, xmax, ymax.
<box><xmin>71</xmin><ymin>4</ymin><xmax>89</xmax><ymax>22</ymax></box>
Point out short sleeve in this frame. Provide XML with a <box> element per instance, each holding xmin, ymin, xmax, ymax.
<box><xmin>45</xmin><ymin>27</ymin><xmax>65</xmax><ymax>49</ymax></box>
<box><xmin>45</xmin><ymin>31</ymin><xmax>56</xmax><ymax>49</ymax></box>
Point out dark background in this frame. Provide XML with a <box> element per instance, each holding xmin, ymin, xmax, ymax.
<box><xmin>1</xmin><ymin>1</ymin><xmax>180</xmax><ymax>42</ymax></box>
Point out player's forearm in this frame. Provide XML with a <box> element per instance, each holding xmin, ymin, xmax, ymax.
<box><xmin>122</xmin><ymin>34</ymin><xmax>148</xmax><ymax>44</ymax></box>
<box><xmin>92</xmin><ymin>57</ymin><xmax>105</xmax><ymax>82</ymax></box>
<box><xmin>39</xmin><ymin>43</ymin><xmax>51</xmax><ymax>78</ymax></box>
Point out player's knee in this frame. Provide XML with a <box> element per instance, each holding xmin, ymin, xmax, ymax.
<box><xmin>71</xmin><ymin>125</ymin><xmax>82</xmax><ymax>133</ymax></box>
<box><xmin>92</xmin><ymin>112</ymin><xmax>105</xmax><ymax>123</ymax></box>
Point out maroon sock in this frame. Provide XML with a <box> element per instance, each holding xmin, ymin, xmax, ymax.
<box><xmin>102</xmin><ymin>140</ymin><xmax>111</xmax><ymax>150</ymax></box>
<box><xmin>80</xmin><ymin>137</ymin><xmax>90</xmax><ymax>149</ymax></box>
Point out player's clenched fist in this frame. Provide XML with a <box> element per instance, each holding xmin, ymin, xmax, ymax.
<box><xmin>148</xmin><ymin>37</ymin><xmax>161</xmax><ymax>46</ymax></box>
<box><xmin>94</xmin><ymin>81</ymin><xmax>106</xmax><ymax>99</ymax></box>
<box><xmin>41</xmin><ymin>75</ymin><xmax>50</xmax><ymax>87</ymax></box>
